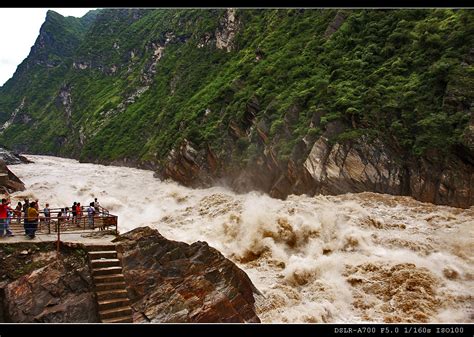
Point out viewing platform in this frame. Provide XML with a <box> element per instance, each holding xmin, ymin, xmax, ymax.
<box><xmin>0</xmin><ymin>206</ymin><xmax>119</xmax><ymax>245</ymax></box>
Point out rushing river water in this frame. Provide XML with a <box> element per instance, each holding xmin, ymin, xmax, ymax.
<box><xmin>7</xmin><ymin>155</ymin><xmax>473</xmax><ymax>323</ymax></box>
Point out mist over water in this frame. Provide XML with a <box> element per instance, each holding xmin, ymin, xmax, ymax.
<box><xmin>9</xmin><ymin>155</ymin><xmax>473</xmax><ymax>323</ymax></box>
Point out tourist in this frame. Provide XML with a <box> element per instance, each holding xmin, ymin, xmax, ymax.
<box><xmin>0</xmin><ymin>198</ymin><xmax>13</xmax><ymax>237</ymax></box>
<box><xmin>76</xmin><ymin>202</ymin><xmax>83</xmax><ymax>227</ymax></box>
<box><xmin>15</xmin><ymin>201</ymin><xmax>22</xmax><ymax>223</ymax></box>
<box><xmin>87</xmin><ymin>202</ymin><xmax>95</xmax><ymax>229</ymax></box>
<box><xmin>22</xmin><ymin>198</ymin><xmax>29</xmax><ymax>235</ymax></box>
<box><xmin>43</xmin><ymin>203</ymin><xmax>51</xmax><ymax>232</ymax></box>
<box><xmin>27</xmin><ymin>201</ymin><xmax>39</xmax><ymax>239</ymax></box>
<box><xmin>64</xmin><ymin>207</ymin><xmax>70</xmax><ymax>224</ymax></box>
<box><xmin>71</xmin><ymin>202</ymin><xmax>77</xmax><ymax>225</ymax></box>
<box><xmin>5</xmin><ymin>199</ymin><xmax>13</xmax><ymax>237</ymax></box>
<box><xmin>94</xmin><ymin>197</ymin><xmax>100</xmax><ymax>214</ymax></box>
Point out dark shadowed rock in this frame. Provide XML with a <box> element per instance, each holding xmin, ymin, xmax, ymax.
<box><xmin>114</xmin><ymin>227</ymin><xmax>261</xmax><ymax>323</ymax></box>
<box><xmin>0</xmin><ymin>147</ymin><xmax>31</xmax><ymax>165</ymax></box>
<box><xmin>0</xmin><ymin>160</ymin><xmax>26</xmax><ymax>193</ymax></box>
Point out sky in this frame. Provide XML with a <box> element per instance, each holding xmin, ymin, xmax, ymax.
<box><xmin>0</xmin><ymin>8</ymin><xmax>95</xmax><ymax>86</ymax></box>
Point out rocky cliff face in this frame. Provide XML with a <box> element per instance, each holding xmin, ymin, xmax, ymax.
<box><xmin>0</xmin><ymin>243</ymin><xmax>98</xmax><ymax>323</ymax></box>
<box><xmin>115</xmin><ymin>227</ymin><xmax>260</xmax><ymax>323</ymax></box>
<box><xmin>160</xmin><ymin>122</ymin><xmax>473</xmax><ymax>208</ymax></box>
<box><xmin>302</xmin><ymin>134</ymin><xmax>473</xmax><ymax>208</ymax></box>
<box><xmin>0</xmin><ymin>229</ymin><xmax>261</xmax><ymax>323</ymax></box>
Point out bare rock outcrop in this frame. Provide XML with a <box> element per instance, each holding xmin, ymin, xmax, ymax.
<box><xmin>158</xmin><ymin>139</ymin><xmax>219</xmax><ymax>187</ymax></box>
<box><xmin>0</xmin><ymin>229</ymin><xmax>262</xmax><ymax>323</ymax></box>
<box><xmin>159</xmin><ymin>119</ymin><xmax>472</xmax><ymax>208</ymax></box>
<box><xmin>216</xmin><ymin>9</ymin><xmax>239</xmax><ymax>52</ymax></box>
<box><xmin>114</xmin><ymin>227</ymin><xmax>261</xmax><ymax>323</ymax></box>
<box><xmin>303</xmin><ymin>135</ymin><xmax>402</xmax><ymax>196</ymax></box>
<box><xmin>0</xmin><ymin>243</ymin><xmax>98</xmax><ymax>323</ymax></box>
<box><xmin>0</xmin><ymin>147</ymin><xmax>31</xmax><ymax>165</ymax></box>
<box><xmin>0</xmin><ymin>160</ymin><xmax>26</xmax><ymax>193</ymax></box>
<box><xmin>303</xmin><ymin>135</ymin><xmax>473</xmax><ymax>208</ymax></box>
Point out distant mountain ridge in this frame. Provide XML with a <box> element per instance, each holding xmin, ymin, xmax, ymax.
<box><xmin>0</xmin><ymin>9</ymin><xmax>472</xmax><ymax>207</ymax></box>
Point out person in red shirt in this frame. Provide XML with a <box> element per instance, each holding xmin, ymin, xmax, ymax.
<box><xmin>76</xmin><ymin>203</ymin><xmax>82</xmax><ymax>227</ymax></box>
<box><xmin>0</xmin><ymin>198</ymin><xmax>13</xmax><ymax>237</ymax></box>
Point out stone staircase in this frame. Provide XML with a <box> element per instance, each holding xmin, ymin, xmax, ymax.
<box><xmin>85</xmin><ymin>244</ymin><xmax>133</xmax><ymax>323</ymax></box>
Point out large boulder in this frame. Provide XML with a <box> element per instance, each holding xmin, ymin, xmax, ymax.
<box><xmin>114</xmin><ymin>227</ymin><xmax>261</xmax><ymax>323</ymax></box>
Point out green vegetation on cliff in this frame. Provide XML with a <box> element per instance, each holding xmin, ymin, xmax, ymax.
<box><xmin>0</xmin><ymin>9</ymin><xmax>472</xmax><ymax>169</ymax></box>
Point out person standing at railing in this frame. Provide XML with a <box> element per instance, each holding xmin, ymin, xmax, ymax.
<box><xmin>0</xmin><ymin>198</ymin><xmax>14</xmax><ymax>237</ymax></box>
<box><xmin>71</xmin><ymin>202</ymin><xmax>77</xmax><ymax>225</ymax></box>
<box><xmin>27</xmin><ymin>201</ymin><xmax>39</xmax><ymax>239</ymax></box>
<box><xmin>94</xmin><ymin>197</ymin><xmax>100</xmax><ymax>214</ymax></box>
<box><xmin>5</xmin><ymin>199</ymin><xmax>13</xmax><ymax>236</ymax></box>
<box><xmin>22</xmin><ymin>198</ymin><xmax>29</xmax><ymax>235</ymax></box>
<box><xmin>57</xmin><ymin>208</ymin><xmax>64</xmax><ymax>229</ymax></box>
<box><xmin>87</xmin><ymin>202</ymin><xmax>95</xmax><ymax>229</ymax></box>
<box><xmin>15</xmin><ymin>201</ymin><xmax>22</xmax><ymax>223</ymax></box>
<box><xmin>43</xmin><ymin>203</ymin><xmax>51</xmax><ymax>232</ymax></box>
<box><xmin>76</xmin><ymin>202</ymin><xmax>83</xmax><ymax>227</ymax></box>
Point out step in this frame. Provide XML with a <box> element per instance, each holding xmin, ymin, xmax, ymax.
<box><xmin>96</xmin><ymin>289</ymin><xmax>128</xmax><ymax>301</ymax></box>
<box><xmin>85</xmin><ymin>244</ymin><xmax>116</xmax><ymax>252</ymax></box>
<box><xmin>98</xmin><ymin>298</ymin><xmax>131</xmax><ymax>312</ymax></box>
<box><xmin>92</xmin><ymin>266</ymin><xmax>123</xmax><ymax>276</ymax></box>
<box><xmin>99</xmin><ymin>305</ymin><xmax>133</xmax><ymax>320</ymax></box>
<box><xmin>89</xmin><ymin>251</ymin><xmax>117</xmax><ymax>260</ymax></box>
<box><xmin>95</xmin><ymin>281</ymin><xmax>127</xmax><ymax>292</ymax></box>
<box><xmin>102</xmin><ymin>315</ymin><xmax>133</xmax><ymax>323</ymax></box>
<box><xmin>93</xmin><ymin>274</ymin><xmax>125</xmax><ymax>284</ymax></box>
<box><xmin>91</xmin><ymin>259</ymin><xmax>121</xmax><ymax>268</ymax></box>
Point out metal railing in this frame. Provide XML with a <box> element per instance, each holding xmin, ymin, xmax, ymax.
<box><xmin>6</xmin><ymin>205</ymin><xmax>118</xmax><ymax>236</ymax></box>
<box><xmin>1</xmin><ymin>205</ymin><xmax>118</xmax><ymax>256</ymax></box>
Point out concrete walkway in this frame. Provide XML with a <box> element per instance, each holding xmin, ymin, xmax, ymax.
<box><xmin>0</xmin><ymin>231</ymin><xmax>117</xmax><ymax>245</ymax></box>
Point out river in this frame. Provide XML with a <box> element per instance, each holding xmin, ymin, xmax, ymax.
<box><xmin>8</xmin><ymin>155</ymin><xmax>473</xmax><ymax>323</ymax></box>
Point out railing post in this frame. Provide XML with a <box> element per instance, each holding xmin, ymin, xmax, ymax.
<box><xmin>56</xmin><ymin>220</ymin><xmax>60</xmax><ymax>258</ymax></box>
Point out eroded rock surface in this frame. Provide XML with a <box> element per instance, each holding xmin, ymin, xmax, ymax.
<box><xmin>115</xmin><ymin>226</ymin><xmax>261</xmax><ymax>323</ymax></box>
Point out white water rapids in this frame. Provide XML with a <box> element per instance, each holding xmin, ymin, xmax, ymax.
<box><xmin>7</xmin><ymin>155</ymin><xmax>473</xmax><ymax>323</ymax></box>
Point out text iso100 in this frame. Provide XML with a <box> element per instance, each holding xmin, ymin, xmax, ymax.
<box><xmin>436</xmin><ymin>327</ymin><xmax>464</xmax><ymax>334</ymax></box>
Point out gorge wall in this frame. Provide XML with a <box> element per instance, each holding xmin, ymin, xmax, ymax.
<box><xmin>0</xmin><ymin>9</ymin><xmax>472</xmax><ymax>207</ymax></box>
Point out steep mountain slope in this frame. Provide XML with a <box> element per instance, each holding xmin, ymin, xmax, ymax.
<box><xmin>0</xmin><ymin>9</ymin><xmax>472</xmax><ymax>207</ymax></box>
